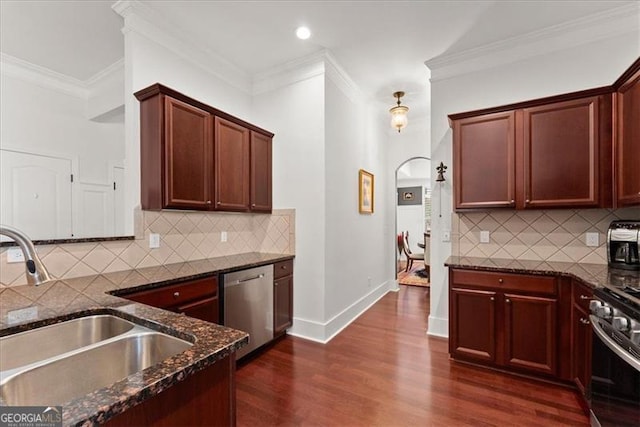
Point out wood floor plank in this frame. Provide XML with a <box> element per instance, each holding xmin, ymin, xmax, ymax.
<box><xmin>236</xmin><ymin>285</ymin><xmax>588</xmax><ymax>426</ymax></box>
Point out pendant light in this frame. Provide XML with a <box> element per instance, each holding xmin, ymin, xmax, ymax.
<box><xmin>389</xmin><ymin>91</ymin><xmax>409</xmax><ymax>132</ymax></box>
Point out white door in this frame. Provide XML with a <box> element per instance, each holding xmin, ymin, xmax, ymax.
<box><xmin>0</xmin><ymin>149</ymin><xmax>73</xmax><ymax>240</ymax></box>
<box><xmin>113</xmin><ymin>166</ymin><xmax>125</xmax><ymax>236</ymax></box>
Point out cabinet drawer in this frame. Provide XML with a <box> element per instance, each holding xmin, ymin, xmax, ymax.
<box><xmin>572</xmin><ymin>280</ymin><xmax>593</xmax><ymax>311</ymax></box>
<box><xmin>274</xmin><ymin>259</ymin><xmax>293</xmax><ymax>279</ymax></box>
<box><xmin>451</xmin><ymin>269</ymin><xmax>556</xmax><ymax>296</ymax></box>
<box><xmin>125</xmin><ymin>277</ymin><xmax>217</xmax><ymax>309</ymax></box>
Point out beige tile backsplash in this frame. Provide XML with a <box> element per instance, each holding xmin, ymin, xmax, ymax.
<box><xmin>1</xmin><ymin>209</ymin><xmax>295</xmax><ymax>287</ymax></box>
<box><xmin>452</xmin><ymin>208</ymin><xmax>640</xmax><ymax>264</ymax></box>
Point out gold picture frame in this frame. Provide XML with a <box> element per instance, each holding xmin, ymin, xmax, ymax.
<box><xmin>359</xmin><ymin>169</ymin><xmax>374</xmax><ymax>214</ymax></box>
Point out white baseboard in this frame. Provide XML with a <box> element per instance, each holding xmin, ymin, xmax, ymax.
<box><xmin>427</xmin><ymin>315</ymin><xmax>449</xmax><ymax>338</ymax></box>
<box><xmin>288</xmin><ymin>280</ymin><xmax>392</xmax><ymax>343</ymax></box>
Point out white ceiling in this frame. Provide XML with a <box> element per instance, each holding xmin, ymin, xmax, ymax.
<box><xmin>0</xmin><ymin>0</ymin><xmax>633</xmax><ymax>109</ymax></box>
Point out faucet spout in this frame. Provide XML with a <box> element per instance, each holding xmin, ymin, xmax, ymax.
<box><xmin>0</xmin><ymin>225</ymin><xmax>53</xmax><ymax>286</ymax></box>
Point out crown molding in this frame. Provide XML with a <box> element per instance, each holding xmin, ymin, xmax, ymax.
<box><xmin>0</xmin><ymin>53</ymin><xmax>87</xmax><ymax>98</ymax></box>
<box><xmin>425</xmin><ymin>3</ymin><xmax>640</xmax><ymax>82</ymax></box>
<box><xmin>112</xmin><ymin>0</ymin><xmax>251</xmax><ymax>93</ymax></box>
<box><xmin>252</xmin><ymin>49</ymin><xmax>363</xmax><ymax>104</ymax></box>
<box><xmin>85</xmin><ymin>58</ymin><xmax>124</xmax><ymax>87</ymax></box>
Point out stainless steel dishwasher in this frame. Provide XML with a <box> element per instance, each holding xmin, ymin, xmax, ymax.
<box><xmin>223</xmin><ymin>265</ymin><xmax>274</xmax><ymax>360</ymax></box>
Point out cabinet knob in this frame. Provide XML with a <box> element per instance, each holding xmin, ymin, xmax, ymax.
<box><xmin>281</xmin><ymin>265</ymin><xmax>287</xmax><ymax>270</ymax></box>
<box><xmin>173</xmin><ymin>292</ymin><xmax>180</xmax><ymax>298</ymax></box>
<box><xmin>510</xmin><ymin>199</ymin><xmax>515</xmax><ymax>204</ymax></box>
<box><xmin>490</xmin><ymin>297</ymin><xmax>495</xmax><ymax>301</ymax></box>
<box><xmin>506</xmin><ymin>298</ymin><xmax>511</xmax><ymax>303</ymax></box>
<box><xmin>217</xmin><ymin>201</ymin><xmax>221</xmax><ymax>205</ymax></box>
<box><xmin>525</xmin><ymin>199</ymin><xmax>530</xmax><ymax>203</ymax></box>
<box><xmin>252</xmin><ymin>203</ymin><xmax>256</xmax><ymax>207</ymax></box>
<box><xmin>580</xmin><ymin>294</ymin><xmax>591</xmax><ymax>300</ymax></box>
<box><xmin>274</xmin><ymin>282</ymin><xmax>278</xmax><ymax>287</ymax></box>
<box><xmin>498</xmin><ymin>278</ymin><xmax>504</xmax><ymax>284</ymax></box>
<box><xmin>580</xmin><ymin>318</ymin><xmax>590</xmax><ymax>325</ymax></box>
<box><xmin>206</xmin><ymin>200</ymin><xmax>212</xmax><ymax>204</ymax></box>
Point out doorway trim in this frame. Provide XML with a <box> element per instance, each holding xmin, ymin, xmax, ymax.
<box><xmin>394</xmin><ymin>156</ymin><xmax>431</xmax><ymax>286</ymax></box>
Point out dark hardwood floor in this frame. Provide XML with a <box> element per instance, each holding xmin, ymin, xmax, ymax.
<box><xmin>236</xmin><ymin>285</ymin><xmax>589</xmax><ymax>426</ymax></box>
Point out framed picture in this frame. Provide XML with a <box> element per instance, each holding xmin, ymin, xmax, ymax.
<box><xmin>359</xmin><ymin>169</ymin><xmax>374</xmax><ymax>214</ymax></box>
<box><xmin>397</xmin><ymin>186</ymin><xmax>422</xmax><ymax>206</ymax></box>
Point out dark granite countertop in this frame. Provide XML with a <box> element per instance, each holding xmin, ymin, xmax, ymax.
<box><xmin>0</xmin><ymin>252</ymin><xmax>294</xmax><ymax>426</ymax></box>
<box><xmin>445</xmin><ymin>255</ymin><xmax>640</xmax><ymax>290</ymax></box>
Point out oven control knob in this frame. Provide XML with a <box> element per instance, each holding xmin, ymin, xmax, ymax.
<box><xmin>612</xmin><ymin>316</ymin><xmax>629</xmax><ymax>332</ymax></box>
<box><xmin>589</xmin><ymin>300</ymin><xmax>603</xmax><ymax>314</ymax></box>
<box><xmin>596</xmin><ymin>306</ymin><xmax>613</xmax><ymax>319</ymax></box>
<box><xmin>630</xmin><ymin>330</ymin><xmax>640</xmax><ymax>346</ymax></box>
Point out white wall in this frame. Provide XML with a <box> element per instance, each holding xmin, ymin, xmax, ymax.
<box><xmin>428</xmin><ymin>32</ymin><xmax>640</xmax><ymax>338</ymax></box>
<box><xmin>0</xmin><ymin>74</ymin><xmax>124</xmax><ymax>184</ymax></box>
<box><xmin>324</xmin><ymin>77</ymin><xmax>391</xmax><ymax>330</ymax></box>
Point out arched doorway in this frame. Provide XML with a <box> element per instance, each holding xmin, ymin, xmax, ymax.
<box><xmin>395</xmin><ymin>157</ymin><xmax>431</xmax><ymax>285</ymax></box>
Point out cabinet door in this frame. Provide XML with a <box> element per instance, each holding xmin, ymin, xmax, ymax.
<box><xmin>522</xmin><ymin>97</ymin><xmax>602</xmax><ymax>208</ymax></box>
<box><xmin>572</xmin><ymin>303</ymin><xmax>592</xmax><ymax>395</ymax></box>
<box><xmin>164</xmin><ymin>97</ymin><xmax>213</xmax><ymax>209</ymax></box>
<box><xmin>504</xmin><ymin>293</ymin><xmax>557</xmax><ymax>376</ymax></box>
<box><xmin>449</xmin><ymin>287</ymin><xmax>497</xmax><ymax>363</ymax></box>
<box><xmin>616</xmin><ymin>63</ymin><xmax>640</xmax><ymax>206</ymax></box>
<box><xmin>274</xmin><ymin>275</ymin><xmax>293</xmax><ymax>336</ymax></box>
<box><xmin>214</xmin><ymin>117</ymin><xmax>250</xmax><ymax>211</ymax></box>
<box><xmin>176</xmin><ymin>296</ymin><xmax>219</xmax><ymax>324</ymax></box>
<box><xmin>250</xmin><ymin>131</ymin><xmax>272</xmax><ymax>212</ymax></box>
<box><xmin>453</xmin><ymin>111</ymin><xmax>516</xmax><ymax>209</ymax></box>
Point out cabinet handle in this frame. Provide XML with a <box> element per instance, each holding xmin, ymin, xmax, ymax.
<box><xmin>217</xmin><ymin>201</ymin><xmax>221</xmax><ymax>205</ymax></box>
<box><xmin>206</xmin><ymin>200</ymin><xmax>212</xmax><ymax>204</ymax></box>
<box><xmin>506</xmin><ymin>298</ymin><xmax>511</xmax><ymax>303</ymax></box>
<box><xmin>274</xmin><ymin>282</ymin><xmax>278</xmax><ymax>287</ymax></box>
<box><xmin>525</xmin><ymin>199</ymin><xmax>530</xmax><ymax>203</ymax></box>
<box><xmin>252</xmin><ymin>203</ymin><xmax>256</xmax><ymax>207</ymax></box>
<box><xmin>498</xmin><ymin>278</ymin><xmax>504</xmax><ymax>284</ymax></box>
<box><xmin>580</xmin><ymin>295</ymin><xmax>591</xmax><ymax>300</ymax></box>
<box><xmin>490</xmin><ymin>297</ymin><xmax>495</xmax><ymax>301</ymax></box>
<box><xmin>510</xmin><ymin>199</ymin><xmax>515</xmax><ymax>204</ymax></box>
<box><xmin>173</xmin><ymin>292</ymin><xmax>180</xmax><ymax>298</ymax></box>
<box><xmin>281</xmin><ymin>265</ymin><xmax>287</xmax><ymax>270</ymax></box>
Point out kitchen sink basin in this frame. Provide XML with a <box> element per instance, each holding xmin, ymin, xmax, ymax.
<box><xmin>0</xmin><ymin>315</ymin><xmax>135</xmax><ymax>371</ymax></box>
<box><xmin>0</xmin><ymin>332</ymin><xmax>192</xmax><ymax>406</ymax></box>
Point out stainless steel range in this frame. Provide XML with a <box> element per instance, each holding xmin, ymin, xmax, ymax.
<box><xmin>589</xmin><ymin>269</ymin><xmax>640</xmax><ymax>426</ymax></box>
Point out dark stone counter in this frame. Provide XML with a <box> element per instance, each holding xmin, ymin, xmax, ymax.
<box><xmin>0</xmin><ymin>252</ymin><xmax>294</xmax><ymax>426</ymax></box>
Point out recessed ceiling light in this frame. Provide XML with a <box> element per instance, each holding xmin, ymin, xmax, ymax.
<box><xmin>296</xmin><ymin>26</ymin><xmax>311</xmax><ymax>40</ymax></box>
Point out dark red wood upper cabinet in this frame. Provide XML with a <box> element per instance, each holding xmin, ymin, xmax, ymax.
<box><xmin>214</xmin><ymin>117</ymin><xmax>250</xmax><ymax>212</ymax></box>
<box><xmin>615</xmin><ymin>58</ymin><xmax>640</xmax><ymax>207</ymax></box>
<box><xmin>453</xmin><ymin>111</ymin><xmax>516</xmax><ymax>209</ymax></box>
<box><xmin>450</xmin><ymin>90</ymin><xmax>613</xmax><ymax>211</ymax></box>
<box><xmin>135</xmin><ymin>84</ymin><xmax>274</xmax><ymax>213</ymax></box>
<box><xmin>164</xmin><ymin>97</ymin><xmax>213</xmax><ymax>210</ymax></box>
<box><xmin>250</xmin><ymin>131</ymin><xmax>273</xmax><ymax>213</ymax></box>
<box><xmin>522</xmin><ymin>96</ymin><xmax>611</xmax><ymax>209</ymax></box>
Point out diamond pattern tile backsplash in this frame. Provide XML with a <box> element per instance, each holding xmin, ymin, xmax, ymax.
<box><xmin>0</xmin><ymin>209</ymin><xmax>295</xmax><ymax>287</ymax></box>
<box><xmin>452</xmin><ymin>208</ymin><xmax>640</xmax><ymax>264</ymax></box>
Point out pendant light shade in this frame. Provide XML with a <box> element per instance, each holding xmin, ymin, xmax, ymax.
<box><xmin>390</xmin><ymin>91</ymin><xmax>409</xmax><ymax>132</ymax></box>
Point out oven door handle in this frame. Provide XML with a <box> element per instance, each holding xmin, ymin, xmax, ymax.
<box><xmin>590</xmin><ymin>315</ymin><xmax>640</xmax><ymax>372</ymax></box>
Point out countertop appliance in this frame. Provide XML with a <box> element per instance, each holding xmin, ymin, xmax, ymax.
<box><xmin>607</xmin><ymin>220</ymin><xmax>640</xmax><ymax>271</ymax></box>
<box><xmin>589</xmin><ymin>270</ymin><xmax>640</xmax><ymax>426</ymax></box>
<box><xmin>223</xmin><ymin>265</ymin><xmax>273</xmax><ymax>360</ymax></box>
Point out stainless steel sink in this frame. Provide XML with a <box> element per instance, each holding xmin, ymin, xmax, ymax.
<box><xmin>1</xmin><ymin>332</ymin><xmax>192</xmax><ymax>406</ymax></box>
<box><xmin>0</xmin><ymin>315</ymin><xmax>135</xmax><ymax>371</ymax></box>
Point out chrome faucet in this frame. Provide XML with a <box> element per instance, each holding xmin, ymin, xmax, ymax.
<box><xmin>0</xmin><ymin>225</ymin><xmax>52</xmax><ymax>286</ymax></box>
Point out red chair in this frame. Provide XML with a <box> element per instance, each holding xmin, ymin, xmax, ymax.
<box><xmin>398</xmin><ymin>231</ymin><xmax>424</xmax><ymax>272</ymax></box>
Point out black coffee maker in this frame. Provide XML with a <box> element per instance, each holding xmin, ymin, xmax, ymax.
<box><xmin>608</xmin><ymin>220</ymin><xmax>640</xmax><ymax>270</ymax></box>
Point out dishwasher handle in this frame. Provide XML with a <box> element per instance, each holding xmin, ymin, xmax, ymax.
<box><xmin>225</xmin><ymin>273</ymin><xmax>266</xmax><ymax>287</ymax></box>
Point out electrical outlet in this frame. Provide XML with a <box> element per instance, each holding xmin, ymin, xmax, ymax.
<box><xmin>221</xmin><ymin>231</ymin><xmax>228</xmax><ymax>242</ymax></box>
<box><xmin>480</xmin><ymin>230</ymin><xmax>490</xmax><ymax>243</ymax></box>
<box><xmin>442</xmin><ymin>230</ymin><xmax>451</xmax><ymax>242</ymax></box>
<box><xmin>149</xmin><ymin>233</ymin><xmax>160</xmax><ymax>248</ymax></box>
<box><xmin>7</xmin><ymin>247</ymin><xmax>25</xmax><ymax>263</ymax></box>
<box><xmin>367</xmin><ymin>277</ymin><xmax>372</xmax><ymax>287</ymax></box>
<box><xmin>585</xmin><ymin>232</ymin><xmax>599</xmax><ymax>247</ymax></box>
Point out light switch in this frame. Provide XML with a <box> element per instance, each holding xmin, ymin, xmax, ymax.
<box><xmin>442</xmin><ymin>230</ymin><xmax>451</xmax><ymax>242</ymax></box>
<box><xmin>149</xmin><ymin>233</ymin><xmax>160</xmax><ymax>248</ymax></box>
<box><xmin>585</xmin><ymin>232</ymin><xmax>599</xmax><ymax>247</ymax></box>
<box><xmin>480</xmin><ymin>230</ymin><xmax>490</xmax><ymax>243</ymax></box>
